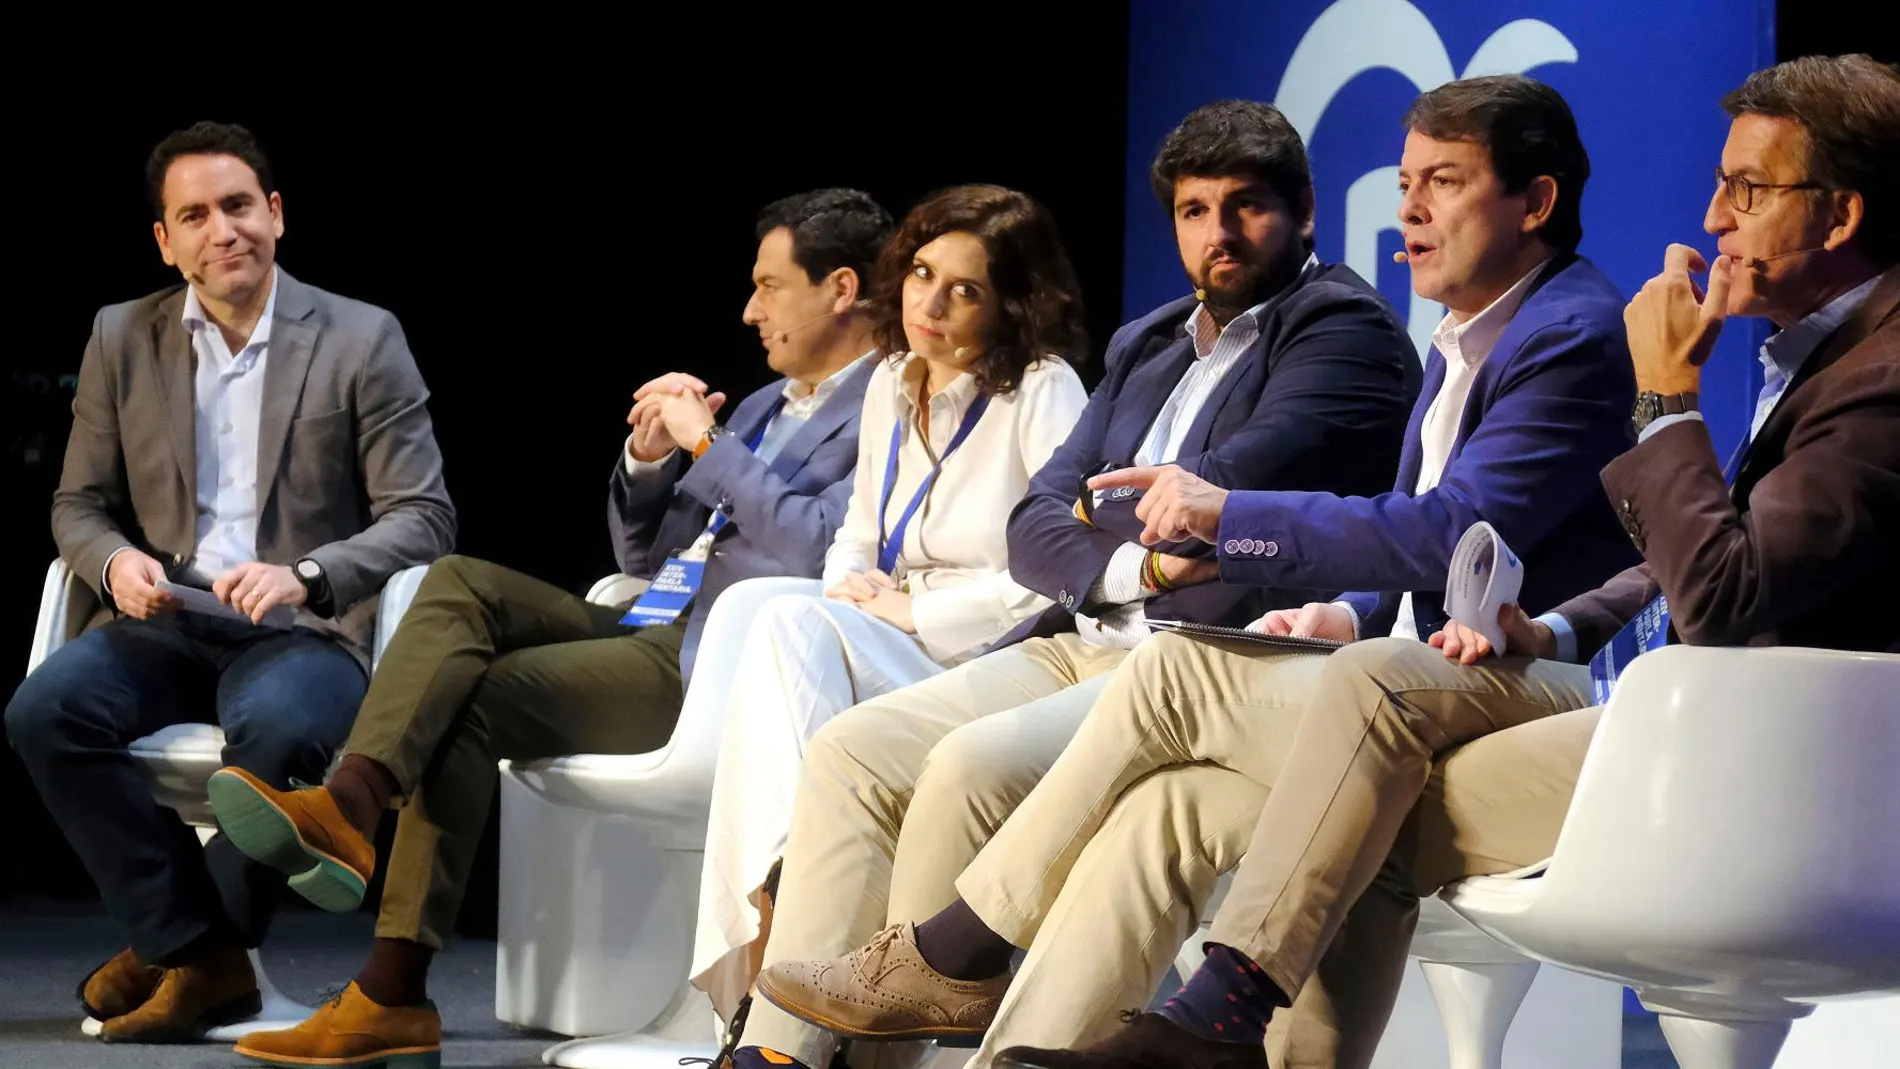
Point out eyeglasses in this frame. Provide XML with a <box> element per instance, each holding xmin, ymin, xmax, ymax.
<box><xmin>1714</xmin><ymin>169</ymin><xmax>1825</xmax><ymax>214</ymax></box>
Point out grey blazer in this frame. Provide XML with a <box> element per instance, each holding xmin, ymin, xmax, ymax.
<box><xmin>52</xmin><ymin>268</ymin><xmax>457</xmax><ymax>667</ymax></box>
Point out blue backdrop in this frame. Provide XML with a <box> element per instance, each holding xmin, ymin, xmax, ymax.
<box><xmin>1124</xmin><ymin>0</ymin><xmax>1777</xmax><ymax>461</ymax></box>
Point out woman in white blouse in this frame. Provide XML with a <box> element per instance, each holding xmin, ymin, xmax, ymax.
<box><xmin>691</xmin><ymin>184</ymin><xmax>1092</xmax><ymax>1013</ymax></box>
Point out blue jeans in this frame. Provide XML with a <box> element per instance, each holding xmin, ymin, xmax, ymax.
<box><xmin>5</xmin><ymin>612</ymin><xmax>365</xmax><ymax>964</ymax></box>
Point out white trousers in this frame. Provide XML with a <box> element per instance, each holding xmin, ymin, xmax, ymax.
<box><xmin>691</xmin><ymin>584</ymin><xmax>947</xmax><ymax>989</ymax></box>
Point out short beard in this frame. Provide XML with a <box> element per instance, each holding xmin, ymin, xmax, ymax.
<box><xmin>1197</xmin><ymin>243</ymin><xmax>1307</xmax><ymax>322</ymax></box>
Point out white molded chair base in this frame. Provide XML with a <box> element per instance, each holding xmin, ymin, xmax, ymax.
<box><xmin>1658</xmin><ymin>1015</ymin><xmax>1793</xmax><ymax>1069</ymax></box>
<box><xmin>496</xmin><ymin>772</ymin><xmax>711</xmax><ymax>1038</ymax></box>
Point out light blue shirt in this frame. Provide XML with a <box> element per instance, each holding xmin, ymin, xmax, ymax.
<box><xmin>184</xmin><ymin>269</ymin><xmax>279</xmax><ymax>582</ymax></box>
<box><xmin>1541</xmin><ymin>273</ymin><xmax>1882</xmax><ymax>662</ymax></box>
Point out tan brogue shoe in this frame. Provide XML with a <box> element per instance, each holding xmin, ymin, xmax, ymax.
<box><xmin>756</xmin><ymin>923</ymin><xmax>1007</xmax><ymax>1041</ymax></box>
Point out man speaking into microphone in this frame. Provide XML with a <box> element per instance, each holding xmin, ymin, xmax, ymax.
<box><xmin>193</xmin><ymin>188</ymin><xmax>891</xmax><ymax>1067</ymax></box>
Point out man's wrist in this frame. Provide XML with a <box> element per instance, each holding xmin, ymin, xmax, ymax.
<box><xmin>294</xmin><ymin>558</ymin><xmax>333</xmax><ymax>615</ymax></box>
<box><xmin>691</xmin><ymin>425</ymin><xmax>733</xmax><ymax>460</ymax></box>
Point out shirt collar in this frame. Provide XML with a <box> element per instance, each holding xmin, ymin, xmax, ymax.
<box><xmin>785</xmin><ymin>349</ymin><xmax>876</xmax><ymax>406</ymax></box>
<box><xmin>181</xmin><ymin>266</ymin><xmax>279</xmax><ymax>352</ymax></box>
<box><xmin>1430</xmin><ymin>257</ymin><xmax>1552</xmax><ymax>369</ymax></box>
<box><xmin>895</xmin><ymin>350</ymin><xmax>981</xmax><ymax>415</ymax></box>
<box><xmin>1183</xmin><ymin>252</ymin><xmax>1319</xmax><ymax>359</ymax></box>
<box><xmin>1760</xmin><ymin>273</ymin><xmax>1882</xmax><ymax>381</ymax></box>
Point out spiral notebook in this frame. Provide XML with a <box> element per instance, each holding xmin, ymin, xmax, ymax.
<box><xmin>1145</xmin><ymin>618</ymin><xmax>1345</xmax><ymax>653</ymax></box>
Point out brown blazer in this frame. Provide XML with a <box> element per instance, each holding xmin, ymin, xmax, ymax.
<box><xmin>1556</xmin><ymin>266</ymin><xmax>1900</xmax><ymax>655</ymax></box>
<box><xmin>52</xmin><ymin>269</ymin><xmax>457</xmax><ymax>667</ymax></box>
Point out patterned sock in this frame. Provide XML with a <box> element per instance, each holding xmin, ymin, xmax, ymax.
<box><xmin>912</xmin><ymin>897</ymin><xmax>1017</xmax><ymax>981</ymax></box>
<box><xmin>732</xmin><ymin>1046</ymin><xmax>810</xmax><ymax>1069</ymax></box>
<box><xmin>1157</xmin><ymin>943</ymin><xmax>1287</xmax><ymax>1046</ymax></box>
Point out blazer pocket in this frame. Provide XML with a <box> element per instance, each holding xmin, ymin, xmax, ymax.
<box><xmin>282</xmin><ymin>408</ymin><xmax>356</xmax><ymax>509</ymax></box>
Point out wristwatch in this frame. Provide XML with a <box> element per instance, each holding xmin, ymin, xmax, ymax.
<box><xmin>294</xmin><ymin>558</ymin><xmax>333</xmax><ymax>616</ymax></box>
<box><xmin>692</xmin><ymin>424</ymin><xmax>734</xmax><ymax>459</ymax></box>
<box><xmin>1632</xmin><ymin>391</ymin><xmax>1698</xmax><ymax>434</ymax></box>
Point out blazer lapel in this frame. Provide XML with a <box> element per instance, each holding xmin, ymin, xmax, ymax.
<box><xmin>1105</xmin><ymin>336</ymin><xmax>1194</xmax><ymax>464</ymax></box>
<box><xmin>256</xmin><ymin>273</ymin><xmax>318</xmax><ymax>519</ymax></box>
<box><xmin>767</xmin><ymin>360</ymin><xmax>874</xmax><ymax>482</ymax></box>
<box><xmin>1732</xmin><ymin>267</ymin><xmax>1900</xmax><ymax>493</ymax></box>
<box><xmin>152</xmin><ymin>292</ymin><xmax>198</xmax><ymax>505</ymax></box>
<box><xmin>1394</xmin><ymin>348</ymin><xmax>1444</xmax><ymax>493</ymax></box>
<box><xmin>1179</xmin><ymin>336</ymin><xmax>1264</xmax><ymax>455</ymax></box>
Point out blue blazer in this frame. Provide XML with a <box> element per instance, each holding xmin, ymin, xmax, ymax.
<box><xmin>1000</xmin><ymin>260</ymin><xmax>1422</xmax><ymax>645</ymax></box>
<box><xmin>1216</xmin><ymin>253</ymin><xmax>1642</xmax><ymax>636</ymax></box>
<box><xmin>607</xmin><ymin>358</ymin><xmax>876</xmax><ymax>675</ymax></box>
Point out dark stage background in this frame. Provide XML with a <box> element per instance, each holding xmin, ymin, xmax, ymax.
<box><xmin>2</xmin><ymin>7</ymin><xmax>1888</xmax><ymax>938</ymax></box>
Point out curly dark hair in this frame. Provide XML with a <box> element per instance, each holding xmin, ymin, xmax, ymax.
<box><xmin>868</xmin><ymin>184</ymin><xmax>1088</xmax><ymax>396</ymax></box>
<box><xmin>147</xmin><ymin>121</ymin><xmax>276</xmax><ymax>221</ymax></box>
<box><xmin>1150</xmin><ymin>100</ymin><xmax>1314</xmax><ymax>251</ymax></box>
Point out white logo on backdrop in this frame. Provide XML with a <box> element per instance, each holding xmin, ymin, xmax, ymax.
<box><xmin>1275</xmin><ymin>0</ymin><xmax>1578</xmax><ymax>358</ymax></box>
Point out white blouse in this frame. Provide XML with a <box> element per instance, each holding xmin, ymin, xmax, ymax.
<box><xmin>824</xmin><ymin>351</ymin><xmax>1087</xmax><ymax>663</ymax></box>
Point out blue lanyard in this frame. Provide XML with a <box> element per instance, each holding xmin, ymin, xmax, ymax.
<box><xmin>706</xmin><ymin>397</ymin><xmax>788</xmax><ymax>537</ymax></box>
<box><xmin>877</xmin><ymin>393</ymin><xmax>990</xmax><ymax>575</ymax></box>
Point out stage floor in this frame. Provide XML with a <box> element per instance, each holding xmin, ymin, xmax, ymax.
<box><xmin>0</xmin><ymin>898</ymin><xmax>1681</xmax><ymax>1069</ymax></box>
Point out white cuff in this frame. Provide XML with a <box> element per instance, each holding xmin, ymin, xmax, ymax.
<box><xmin>1535</xmin><ymin>611</ymin><xmax>1580</xmax><ymax>663</ymax></box>
<box><xmin>1332</xmin><ymin>600</ymin><xmax>1362</xmax><ymax>641</ymax></box>
<box><xmin>1638</xmin><ymin>410</ymin><xmax>1703</xmax><ymax>442</ymax></box>
<box><xmin>1088</xmin><ymin>543</ymin><xmax>1153</xmax><ymax>606</ymax></box>
<box><xmin>623</xmin><ymin>437</ymin><xmax>677</xmax><ymax>474</ymax></box>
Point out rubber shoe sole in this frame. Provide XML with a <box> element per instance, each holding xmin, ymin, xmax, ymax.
<box><xmin>207</xmin><ymin>769</ymin><xmax>367</xmax><ymax>912</ymax></box>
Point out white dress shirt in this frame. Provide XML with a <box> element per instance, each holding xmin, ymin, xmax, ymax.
<box><xmin>824</xmin><ymin>352</ymin><xmax>1088</xmax><ymax>662</ymax></box>
<box><xmin>182</xmin><ymin>269</ymin><xmax>279</xmax><ymax>584</ymax></box>
<box><xmin>1380</xmin><ymin>258</ymin><xmax>1549</xmax><ymax>641</ymax></box>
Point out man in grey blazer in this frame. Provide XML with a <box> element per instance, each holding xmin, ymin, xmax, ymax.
<box><xmin>3</xmin><ymin>121</ymin><xmax>455</xmax><ymax>1042</ymax></box>
<box><xmin>202</xmin><ymin>188</ymin><xmax>890</xmax><ymax>1068</ymax></box>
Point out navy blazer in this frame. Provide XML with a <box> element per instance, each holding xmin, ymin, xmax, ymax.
<box><xmin>1217</xmin><ymin>254</ymin><xmax>1642</xmax><ymax>636</ymax></box>
<box><xmin>607</xmin><ymin>357</ymin><xmax>876</xmax><ymax>675</ymax></box>
<box><xmin>1000</xmin><ymin>260</ymin><xmax>1422</xmax><ymax>645</ymax></box>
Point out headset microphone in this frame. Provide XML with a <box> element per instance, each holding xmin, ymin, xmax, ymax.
<box><xmin>774</xmin><ymin>308</ymin><xmax>841</xmax><ymax>345</ymax></box>
<box><xmin>1393</xmin><ymin>250</ymin><xmax>1409</xmax><ymax>264</ymax></box>
<box><xmin>1739</xmin><ymin>247</ymin><xmax>1827</xmax><ymax>270</ymax></box>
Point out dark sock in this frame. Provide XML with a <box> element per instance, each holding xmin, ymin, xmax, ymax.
<box><xmin>731</xmin><ymin>1046</ymin><xmax>812</xmax><ymax>1069</ymax></box>
<box><xmin>911</xmin><ymin>897</ymin><xmax>1016</xmax><ymax>981</ymax></box>
<box><xmin>1158</xmin><ymin>943</ymin><xmax>1287</xmax><ymax>1046</ymax></box>
<box><xmin>354</xmin><ymin>937</ymin><xmax>433</xmax><ymax>1007</ymax></box>
<box><xmin>328</xmin><ymin>754</ymin><xmax>400</xmax><ymax>837</ymax></box>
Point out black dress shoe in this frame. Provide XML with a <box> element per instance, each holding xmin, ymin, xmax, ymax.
<box><xmin>995</xmin><ymin>1012</ymin><xmax>1265</xmax><ymax>1069</ymax></box>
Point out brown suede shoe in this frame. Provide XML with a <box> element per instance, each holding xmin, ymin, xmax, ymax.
<box><xmin>207</xmin><ymin>766</ymin><xmax>375</xmax><ymax>911</ymax></box>
<box><xmin>98</xmin><ymin>942</ymin><xmax>260</xmax><ymax>1043</ymax></box>
<box><xmin>756</xmin><ymin>923</ymin><xmax>1008</xmax><ymax>1041</ymax></box>
<box><xmin>994</xmin><ymin>1012</ymin><xmax>1267</xmax><ymax>1069</ymax></box>
<box><xmin>78</xmin><ymin>945</ymin><xmax>164</xmax><ymax>1020</ymax></box>
<box><xmin>234</xmin><ymin>981</ymin><xmax>441</xmax><ymax>1068</ymax></box>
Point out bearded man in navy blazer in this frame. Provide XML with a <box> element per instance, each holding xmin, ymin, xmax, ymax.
<box><xmin>710</xmin><ymin>101</ymin><xmax>1424</xmax><ymax>1069</ymax></box>
<box><xmin>756</xmin><ymin>76</ymin><xmax>1646</xmax><ymax>1069</ymax></box>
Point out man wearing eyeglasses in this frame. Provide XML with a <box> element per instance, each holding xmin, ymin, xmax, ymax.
<box><xmin>967</xmin><ymin>52</ymin><xmax>1898</xmax><ymax>1069</ymax></box>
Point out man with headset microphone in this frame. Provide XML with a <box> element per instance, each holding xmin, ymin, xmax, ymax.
<box><xmin>197</xmin><ymin>189</ymin><xmax>893</xmax><ymax>1068</ymax></box>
